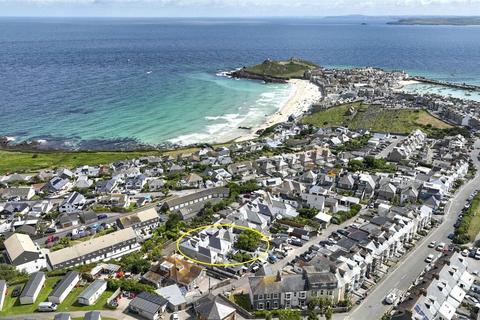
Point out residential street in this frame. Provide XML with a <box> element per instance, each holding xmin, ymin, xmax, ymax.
<box><xmin>337</xmin><ymin>139</ymin><xmax>480</xmax><ymax>320</ymax></box>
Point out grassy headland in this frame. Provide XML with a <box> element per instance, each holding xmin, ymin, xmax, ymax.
<box><xmin>244</xmin><ymin>58</ymin><xmax>318</xmax><ymax>79</ymax></box>
<box><xmin>302</xmin><ymin>102</ymin><xmax>453</xmax><ymax>134</ymax></box>
<box><xmin>231</xmin><ymin>58</ymin><xmax>318</xmax><ymax>82</ymax></box>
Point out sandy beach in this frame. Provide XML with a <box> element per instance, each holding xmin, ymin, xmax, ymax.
<box><xmin>235</xmin><ymin>79</ymin><xmax>322</xmax><ymax>142</ymax></box>
<box><xmin>395</xmin><ymin>79</ymin><xmax>421</xmax><ymax>90</ymax></box>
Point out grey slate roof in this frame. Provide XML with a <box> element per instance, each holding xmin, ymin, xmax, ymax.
<box><xmin>84</xmin><ymin>311</ymin><xmax>101</xmax><ymax>320</ymax></box>
<box><xmin>78</xmin><ymin>280</ymin><xmax>106</xmax><ymax>301</ymax></box>
<box><xmin>20</xmin><ymin>272</ymin><xmax>45</xmax><ymax>299</ymax></box>
<box><xmin>49</xmin><ymin>271</ymin><xmax>79</xmax><ymax>299</ymax></box>
<box><xmin>129</xmin><ymin>292</ymin><xmax>167</xmax><ymax>314</ymax></box>
<box><xmin>54</xmin><ymin>313</ymin><xmax>71</xmax><ymax>320</ymax></box>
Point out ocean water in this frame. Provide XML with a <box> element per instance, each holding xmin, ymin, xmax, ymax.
<box><xmin>1</xmin><ymin>17</ymin><xmax>479</xmax><ymax>149</ymax></box>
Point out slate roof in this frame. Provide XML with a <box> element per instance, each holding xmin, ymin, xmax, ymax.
<box><xmin>129</xmin><ymin>292</ymin><xmax>167</xmax><ymax>315</ymax></box>
<box><xmin>49</xmin><ymin>271</ymin><xmax>79</xmax><ymax>299</ymax></box>
<box><xmin>20</xmin><ymin>272</ymin><xmax>45</xmax><ymax>299</ymax></box>
<box><xmin>195</xmin><ymin>294</ymin><xmax>236</xmax><ymax>320</ymax></box>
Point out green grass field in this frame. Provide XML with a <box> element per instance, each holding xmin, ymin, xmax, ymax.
<box><xmin>0</xmin><ymin>146</ymin><xmax>203</xmax><ymax>174</ymax></box>
<box><xmin>467</xmin><ymin>197</ymin><xmax>480</xmax><ymax>241</ymax></box>
<box><xmin>0</xmin><ymin>276</ymin><xmax>115</xmax><ymax>316</ymax></box>
<box><xmin>244</xmin><ymin>58</ymin><xmax>317</xmax><ymax>79</ymax></box>
<box><xmin>302</xmin><ymin>102</ymin><xmax>452</xmax><ymax>134</ymax></box>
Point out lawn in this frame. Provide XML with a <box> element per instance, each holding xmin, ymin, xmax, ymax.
<box><xmin>302</xmin><ymin>102</ymin><xmax>452</xmax><ymax>135</ymax></box>
<box><xmin>0</xmin><ymin>146</ymin><xmax>201</xmax><ymax>174</ymax></box>
<box><xmin>0</xmin><ymin>276</ymin><xmax>116</xmax><ymax>316</ymax></box>
<box><xmin>467</xmin><ymin>197</ymin><xmax>480</xmax><ymax>241</ymax></box>
<box><xmin>0</xmin><ymin>276</ymin><xmax>60</xmax><ymax>316</ymax></box>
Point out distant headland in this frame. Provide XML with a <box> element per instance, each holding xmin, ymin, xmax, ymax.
<box><xmin>388</xmin><ymin>17</ymin><xmax>480</xmax><ymax>26</ymax></box>
<box><xmin>229</xmin><ymin>58</ymin><xmax>318</xmax><ymax>83</ymax></box>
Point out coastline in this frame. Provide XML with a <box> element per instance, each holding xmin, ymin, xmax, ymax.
<box><xmin>235</xmin><ymin>79</ymin><xmax>322</xmax><ymax>142</ymax></box>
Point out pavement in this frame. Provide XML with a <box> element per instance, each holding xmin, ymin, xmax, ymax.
<box><xmin>337</xmin><ymin>139</ymin><xmax>480</xmax><ymax>320</ymax></box>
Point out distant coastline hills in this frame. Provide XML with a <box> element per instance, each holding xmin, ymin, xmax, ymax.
<box><xmin>320</xmin><ymin>15</ymin><xmax>480</xmax><ymax>26</ymax></box>
<box><xmin>388</xmin><ymin>17</ymin><xmax>480</xmax><ymax>26</ymax></box>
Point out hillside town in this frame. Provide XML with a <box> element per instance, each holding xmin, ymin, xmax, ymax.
<box><xmin>1</xmin><ymin>66</ymin><xmax>480</xmax><ymax>320</ymax></box>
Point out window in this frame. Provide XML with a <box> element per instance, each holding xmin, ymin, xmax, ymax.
<box><xmin>273</xmin><ymin>293</ymin><xmax>279</xmax><ymax>299</ymax></box>
<box><xmin>265</xmin><ymin>294</ymin><xmax>270</xmax><ymax>299</ymax></box>
<box><xmin>258</xmin><ymin>303</ymin><xmax>264</xmax><ymax>310</ymax></box>
<box><xmin>285</xmin><ymin>293</ymin><xmax>291</xmax><ymax>300</ymax></box>
<box><xmin>273</xmin><ymin>301</ymin><xmax>279</xmax><ymax>309</ymax></box>
<box><xmin>294</xmin><ymin>292</ymin><xmax>297</xmax><ymax>297</ymax></box>
<box><xmin>320</xmin><ymin>290</ymin><xmax>324</xmax><ymax>295</ymax></box>
<box><xmin>258</xmin><ymin>294</ymin><xmax>263</xmax><ymax>300</ymax></box>
<box><xmin>299</xmin><ymin>292</ymin><xmax>306</xmax><ymax>299</ymax></box>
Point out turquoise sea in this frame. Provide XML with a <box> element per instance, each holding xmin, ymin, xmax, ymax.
<box><xmin>0</xmin><ymin>17</ymin><xmax>479</xmax><ymax>149</ymax></box>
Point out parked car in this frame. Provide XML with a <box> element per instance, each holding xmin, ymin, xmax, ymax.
<box><xmin>171</xmin><ymin>312</ymin><xmax>179</xmax><ymax>320</ymax></box>
<box><xmin>98</xmin><ymin>214</ymin><xmax>108</xmax><ymax>220</ymax></box>
<box><xmin>436</xmin><ymin>242</ymin><xmax>446</xmax><ymax>251</ymax></box>
<box><xmin>37</xmin><ymin>302</ymin><xmax>57</xmax><ymax>312</ymax></box>
<box><xmin>466</xmin><ymin>295</ymin><xmax>479</xmax><ymax>304</ymax></box>
<box><xmin>462</xmin><ymin>249</ymin><xmax>470</xmax><ymax>257</ymax></box>
<box><xmin>428</xmin><ymin>241</ymin><xmax>436</xmax><ymax>248</ymax></box>
<box><xmin>11</xmin><ymin>286</ymin><xmax>21</xmax><ymax>297</ymax></box>
<box><xmin>425</xmin><ymin>254</ymin><xmax>434</xmax><ymax>263</ymax></box>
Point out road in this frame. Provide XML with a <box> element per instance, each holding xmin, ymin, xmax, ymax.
<box><xmin>211</xmin><ymin>211</ymin><xmax>367</xmax><ymax>296</ymax></box>
<box><xmin>341</xmin><ymin>139</ymin><xmax>480</xmax><ymax>320</ymax></box>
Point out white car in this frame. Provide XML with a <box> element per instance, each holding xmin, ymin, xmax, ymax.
<box><xmin>462</xmin><ymin>249</ymin><xmax>469</xmax><ymax>257</ymax></box>
<box><xmin>436</xmin><ymin>242</ymin><xmax>446</xmax><ymax>251</ymax></box>
<box><xmin>428</xmin><ymin>241</ymin><xmax>436</xmax><ymax>248</ymax></box>
<box><xmin>171</xmin><ymin>312</ymin><xmax>179</xmax><ymax>320</ymax></box>
<box><xmin>425</xmin><ymin>254</ymin><xmax>434</xmax><ymax>263</ymax></box>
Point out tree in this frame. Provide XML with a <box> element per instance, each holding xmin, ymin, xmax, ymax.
<box><xmin>308</xmin><ymin>311</ymin><xmax>318</xmax><ymax>320</ymax></box>
<box><xmin>234</xmin><ymin>229</ymin><xmax>262</xmax><ymax>252</ymax></box>
<box><xmin>325</xmin><ymin>306</ymin><xmax>333</xmax><ymax>320</ymax></box>
<box><xmin>120</xmin><ymin>252</ymin><xmax>150</xmax><ymax>274</ymax></box>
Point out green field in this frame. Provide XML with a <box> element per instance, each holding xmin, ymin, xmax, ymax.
<box><xmin>0</xmin><ymin>146</ymin><xmax>203</xmax><ymax>174</ymax></box>
<box><xmin>302</xmin><ymin>102</ymin><xmax>452</xmax><ymax>134</ymax></box>
<box><xmin>244</xmin><ymin>58</ymin><xmax>318</xmax><ymax>79</ymax></box>
<box><xmin>0</xmin><ymin>276</ymin><xmax>115</xmax><ymax>316</ymax></box>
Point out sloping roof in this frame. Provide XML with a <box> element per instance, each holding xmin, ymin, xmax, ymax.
<box><xmin>79</xmin><ymin>280</ymin><xmax>106</xmax><ymax>300</ymax></box>
<box><xmin>195</xmin><ymin>294</ymin><xmax>236</xmax><ymax>320</ymax></box>
<box><xmin>130</xmin><ymin>292</ymin><xmax>167</xmax><ymax>314</ymax></box>
<box><xmin>49</xmin><ymin>271</ymin><xmax>80</xmax><ymax>299</ymax></box>
<box><xmin>156</xmin><ymin>284</ymin><xmax>187</xmax><ymax>307</ymax></box>
<box><xmin>119</xmin><ymin>207</ymin><xmax>159</xmax><ymax>228</ymax></box>
<box><xmin>20</xmin><ymin>272</ymin><xmax>45</xmax><ymax>299</ymax></box>
<box><xmin>54</xmin><ymin>313</ymin><xmax>71</xmax><ymax>320</ymax></box>
<box><xmin>4</xmin><ymin>233</ymin><xmax>37</xmax><ymax>262</ymax></box>
<box><xmin>84</xmin><ymin>311</ymin><xmax>101</xmax><ymax>320</ymax></box>
<box><xmin>48</xmin><ymin>228</ymin><xmax>137</xmax><ymax>266</ymax></box>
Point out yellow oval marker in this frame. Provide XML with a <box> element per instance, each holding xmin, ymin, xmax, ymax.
<box><xmin>176</xmin><ymin>223</ymin><xmax>270</xmax><ymax>267</ymax></box>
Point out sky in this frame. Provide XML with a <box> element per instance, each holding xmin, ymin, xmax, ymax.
<box><xmin>1</xmin><ymin>0</ymin><xmax>480</xmax><ymax>17</ymax></box>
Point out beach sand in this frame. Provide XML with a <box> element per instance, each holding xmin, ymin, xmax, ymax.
<box><xmin>396</xmin><ymin>79</ymin><xmax>421</xmax><ymax>89</ymax></box>
<box><xmin>235</xmin><ymin>79</ymin><xmax>322</xmax><ymax>142</ymax></box>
